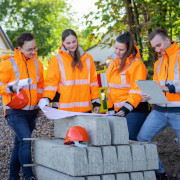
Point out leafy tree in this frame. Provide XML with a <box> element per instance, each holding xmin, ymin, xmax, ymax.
<box><xmin>0</xmin><ymin>0</ymin><xmax>75</xmax><ymax>56</ymax></box>
<box><xmin>84</xmin><ymin>0</ymin><xmax>180</xmax><ymax>73</ymax></box>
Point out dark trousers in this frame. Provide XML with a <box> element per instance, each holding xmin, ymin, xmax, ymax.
<box><xmin>126</xmin><ymin>112</ymin><xmax>149</xmax><ymax>141</ymax></box>
<box><xmin>6</xmin><ymin>110</ymin><xmax>37</xmax><ymax>180</ymax></box>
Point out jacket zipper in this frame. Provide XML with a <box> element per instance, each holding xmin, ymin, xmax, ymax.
<box><xmin>24</xmin><ymin>59</ymin><xmax>31</xmax><ymax>110</ymax></box>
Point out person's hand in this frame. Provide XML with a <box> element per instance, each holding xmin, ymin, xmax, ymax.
<box><xmin>160</xmin><ymin>86</ymin><xmax>169</xmax><ymax>92</ymax></box>
<box><xmin>116</xmin><ymin>110</ymin><xmax>125</xmax><ymax>116</ymax></box>
<box><xmin>93</xmin><ymin>106</ymin><xmax>100</xmax><ymax>113</ymax></box>
<box><xmin>12</xmin><ymin>80</ymin><xmax>19</xmax><ymax>93</ymax></box>
<box><xmin>142</xmin><ymin>94</ymin><xmax>151</xmax><ymax>101</ymax></box>
<box><xmin>38</xmin><ymin>98</ymin><xmax>50</xmax><ymax>110</ymax></box>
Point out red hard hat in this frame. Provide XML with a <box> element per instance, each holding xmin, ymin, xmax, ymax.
<box><xmin>64</xmin><ymin>126</ymin><xmax>90</xmax><ymax>145</ymax></box>
<box><xmin>6</xmin><ymin>88</ymin><xmax>29</xmax><ymax>109</ymax></box>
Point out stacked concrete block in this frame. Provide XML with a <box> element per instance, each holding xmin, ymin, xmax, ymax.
<box><xmin>130</xmin><ymin>144</ymin><xmax>147</xmax><ymax>171</ymax></box>
<box><xmin>144</xmin><ymin>144</ymin><xmax>159</xmax><ymax>170</ymax></box>
<box><xmin>34</xmin><ymin>115</ymin><xmax>158</xmax><ymax>180</ymax></box>
<box><xmin>116</xmin><ymin>145</ymin><xmax>132</xmax><ymax>172</ymax></box>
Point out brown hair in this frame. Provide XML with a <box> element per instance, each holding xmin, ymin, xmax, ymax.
<box><xmin>17</xmin><ymin>32</ymin><xmax>34</xmax><ymax>47</ymax></box>
<box><xmin>62</xmin><ymin>29</ymin><xmax>83</xmax><ymax>70</ymax></box>
<box><xmin>148</xmin><ymin>29</ymin><xmax>169</xmax><ymax>41</ymax></box>
<box><xmin>116</xmin><ymin>31</ymin><xmax>137</xmax><ymax>72</ymax></box>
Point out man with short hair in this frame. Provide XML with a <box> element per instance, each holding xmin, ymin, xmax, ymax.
<box><xmin>0</xmin><ymin>32</ymin><xmax>44</xmax><ymax>180</ymax></box>
<box><xmin>137</xmin><ymin>29</ymin><xmax>180</xmax><ymax>180</ymax></box>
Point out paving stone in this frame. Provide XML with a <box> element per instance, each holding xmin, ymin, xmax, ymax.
<box><xmin>101</xmin><ymin>174</ymin><xmax>115</xmax><ymax>180</ymax></box>
<box><xmin>34</xmin><ymin>139</ymin><xmax>89</xmax><ymax>176</ymax></box>
<box><xmin>116</xmin><ymin>145</ymin><xmax>132</xmax><ymax>172</ymax></box>
<box><xmin>86</xmin><ymin>176</ymin><xmax>101</xmax><ymax>180</ymax></box>
<box><xmin>34</xmin><ymin>165</ymin><xmax>85</xmax><ymax>180</ymax></box>
<box><xmin>130</xmin><ymin>144</ymin><xmax>147</xmax><ymax>171</ymax></box>
<box><xmin>54</xmin><ymin>116</ymin><xmax>111</xmax><ymax>146</ymax></box>
<box><xmin>86</xmin><ymin>146</ymin><xmax>103</xmax><ymax>175</ymax></box>
<box><xmin>144</xmin><ymin>144</ymin><xmax>159</xmax><ymax>170</ymax></box>
<box><xmin>116</xmin><ymin>173</ymin><xmax>130</xmax><ymax>180</ymax></box>
<box><xmin>130</xmin><ymin>172</ymin><xmax>144</xmax><ymax>180</ymax></box>
<box><xmin>143</xmin><ymin>171</ymin><xmax>156</xmax><ymax>180</ymax></box>
<box><xmin>101</xmin><ymin>146</ymin><xmax>118</xmax><ymax>174</ymax></box>
<box><xmin>107</xmin><ymin>116</ymin><xmax>129</xmax><ymax>145</ymax></box>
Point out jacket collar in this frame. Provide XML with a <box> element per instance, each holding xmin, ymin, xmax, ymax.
<box><xmin>164</xmin><ymin>41</ymin><xmax>179</xmax><ymax>57</ymax></box>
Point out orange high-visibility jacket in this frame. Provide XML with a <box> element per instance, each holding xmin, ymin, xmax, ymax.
<box><xmin>106</xmin><ymin>46</ymin><xmax>147</xmax><ymax>112</ymax></box>
<box><xmin>153</xmin><ymin>41</ymin><xmax>180</xmax><ymax>107</ymax></box>
<box><xmin>0</xmin><ymin>49</ymin><xmax>44</xmax><ymax>111</ymax></box>
<box><xmin>43</xmin><ymin>46</ymin><xmax>100</xmax><ymax>112</ymax></box>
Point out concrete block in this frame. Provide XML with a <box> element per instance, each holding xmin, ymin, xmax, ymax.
<box><xmin>130</xmin><ymin>144</ymin><xmax>147</xmax><ymax>171</ymax></box>
<box><xmin>116</xmin><ymin>173</ymin><xmax>130</xmax><ymax>180</ymax></box>
<box><xmin>34</xmin><ymin>165</ymin><xmax>85</xmax><ymax>180</ymax></box>
<box><xmin>107</xmin><ymin>116</ymin><xmax>129</xmax><ymax>145</ymax></box>
<box><xmin>101</xmin><ymin>146</ymin><xmax>118</xmax><ymax>174</ymax></box>
<box><xmin>130</xmin><ymin>172</ymin><xmax>143</xmax><ymax>180</ymax></box>
<box><xmin>54</xmin><ymin>116</ymin><xmax>111</xmax><ymax>146</ymax></box>
<box><xmin>86</xmin><ymin>176</ymin><xmax>101</xmax><ymax>180</ymax></box>
<box><xmin>34</xmin><ymin>140</ymin><xmax>89</xmax><ymax>176</ymax></box>
<box><xmin>86</xmin><ymin>147</ymin><xmax>103</xmax><ymax>175</ymax></box>
<box><xmin>143</xmin><ymin>171</ymin><xmax>156</xmax><ymax>180</ymax></box>
<box><xmin>144</xmin><ymin>144</ymin><xmax>159</xmax><ymax>170</ymax></box>
<box><xmin>101</xmin><ymin>174</ymin><xmax>115</xmax><ymax>180</ymax></box>
<box><xmin>116</xmin><ymin>145</ymin><xmax>132</xmax><ymax>172</ymax></box>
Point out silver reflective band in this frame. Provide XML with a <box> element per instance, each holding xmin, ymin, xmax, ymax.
<box><xmin>60</xmin><ymin>101</ymin><xmax>91</xmax><ymax>108</ymax></box>
<box><xmin>44</xmin><ymin>86</ymin><xmax>58</xmax><ymax>91</ymax></box>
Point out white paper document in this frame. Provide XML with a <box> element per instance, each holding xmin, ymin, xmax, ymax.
<box><xmin>8</xmin><ymin>78</ymin><xmax>33</xmax><ymax>94</ymax></box>
<box><xmin>136</xmin><ymin>80</ymin><xmax>168</xmax><ymax>104</ymax></box>
<box><xmin>42</xmin><ymin>106</ymin><xmax>108</xmax><ymax>120</ymax></box>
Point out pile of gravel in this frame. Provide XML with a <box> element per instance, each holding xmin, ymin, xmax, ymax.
<box><xmin>0</xmin><ymin>96</ymin><xmax>179</xmax><ymax>180</ymax></box>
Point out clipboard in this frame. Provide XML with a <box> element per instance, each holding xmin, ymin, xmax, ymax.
<box><xmin>136</xmin><ymin>80</ymin><xmax>168</xmax><ymax>104</ymax></box>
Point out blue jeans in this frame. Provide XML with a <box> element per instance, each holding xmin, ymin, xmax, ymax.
<box><xmin>6</xmin><ymin>110</ymin><xmax>37</xmax><ymax>180</ymax></box>
<box><xmin>137</xmin><ymin>110</ymin><xmax>180</xmax><ymax>173</ymax></box>
<box><xmin>126</xmin><ymin>112</ymin><xmax>149</xmax><ymax>141</ymax></box>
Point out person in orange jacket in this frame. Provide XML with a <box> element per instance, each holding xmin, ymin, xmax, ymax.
<box><xmin>0</xmin><ymin>32</ymin><xmax>44</xmax><ymax>180</ymax></box>
<box><xmin>38</xmin><ymin>29</ymin><xmax>100</xmax><ymax>113</ymax></box>
<box><xmin>106</xmin><ymin>31</ymin><xmax>150</xmax><ymax>140</ymax></box>
<box><xmin>137</xmin><ymin>29</ymin><xmax>180</xmax><ymax>180</ymax></box>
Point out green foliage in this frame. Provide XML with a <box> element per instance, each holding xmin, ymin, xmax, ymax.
<box><xmin>0</xmin><ymin>0</ymin><xmax>76</xmax><ymax>56</ymax></box>
<box><xmin>84</xmin><ymin>0</ymin><xmax>180</xmax><ymax>73</ymax></box>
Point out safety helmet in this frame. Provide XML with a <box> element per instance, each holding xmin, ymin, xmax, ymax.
<box><xmin>6</xmin><ymin>88</ymin><xmax>29</xmax><ymax>109</ymax></box>
<box><xmin>64</xmin><ymin>126</ymin><xmax>90</xmax><ymax>146</ymax></box>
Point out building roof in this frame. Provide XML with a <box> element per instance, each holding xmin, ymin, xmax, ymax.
<box><xmin>86</xmin><ymin>33</ymin><xmax>116</xmax><ymax>63</ymax></box>
<box><xmin>0</xmin><ymin>26</ymin><xmax>14</xmax><ymax>51</ymax></box>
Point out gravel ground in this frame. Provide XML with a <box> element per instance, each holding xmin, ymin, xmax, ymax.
<box><xmin>0</xmin><ymin>96</ymin><xmax>179</xmax><ymax>180</ymax></box>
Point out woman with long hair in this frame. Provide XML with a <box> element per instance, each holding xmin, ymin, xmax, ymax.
<box><xmin>106</xmin><ymin>31</ymin><xmax>150</xmax><ymax>140</ymax></box>
<box><xmin>39</xmin><ymin>29</ymin><xmax>100</xmax><ymax>113</ymax></box>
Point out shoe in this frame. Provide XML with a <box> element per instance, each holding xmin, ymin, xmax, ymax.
<box><xmin>156</xmin><ymin>172</ymin><xmax>168</xmax><ymax>180</ymax></box>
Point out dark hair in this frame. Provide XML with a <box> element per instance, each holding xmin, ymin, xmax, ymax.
<box><xmin>116</xmin><ymin>31</ymin><xmax>137</xmax><ymax>72</ymax></box>
<box><xmin>148</xmin><ymin>29</ymin><xmax>169</xmax><ymax>41</ymax></box>
<box><xmin>62</xmin><ymin>29</ymin><xmax>82</xmax><ymax>70</ymax></box>
<box><xmin>17</xmin><ymin>32</ymin><xmax>34</xmax><ymax>47</ymax></box>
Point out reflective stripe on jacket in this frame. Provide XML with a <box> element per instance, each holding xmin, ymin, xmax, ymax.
<box><xmin>43</xmin><ymin>46</ymin><xmax>99</xmax><ymax>112</ymax></box>
<box><xmin>0</xmin><ymin>49</ymin><xmax>44</xmax><ymax>110</ymax></box>
<box><xmin>153</xmin><ymin>41</ymin><xmax>180</xmax><ymax>107</ymax></box>
<box><xmin>106</xmin><ymin>46</ymin><xmax>147</xmax><ymax>112</ymax></box>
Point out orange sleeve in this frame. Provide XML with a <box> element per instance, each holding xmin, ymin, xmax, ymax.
<box><xmin>89</xmin><ymin>55</ymin><xmax>100</xmax><ymax>100</ymax></box>
<box><xmin>43</xmin><ymin>56</ymin><xmax>60</xmax><ymax>100</ymax></box>
<box><xmin>126</xmin><ymin>60</ymin><xmax>147</xmax><ymax>108</ymax></box>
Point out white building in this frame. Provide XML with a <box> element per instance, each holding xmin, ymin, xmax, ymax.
<box><xmin>86</xmin><ymin>33</ymin><xmax>117</xmax><ymax>63</ymax></box>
